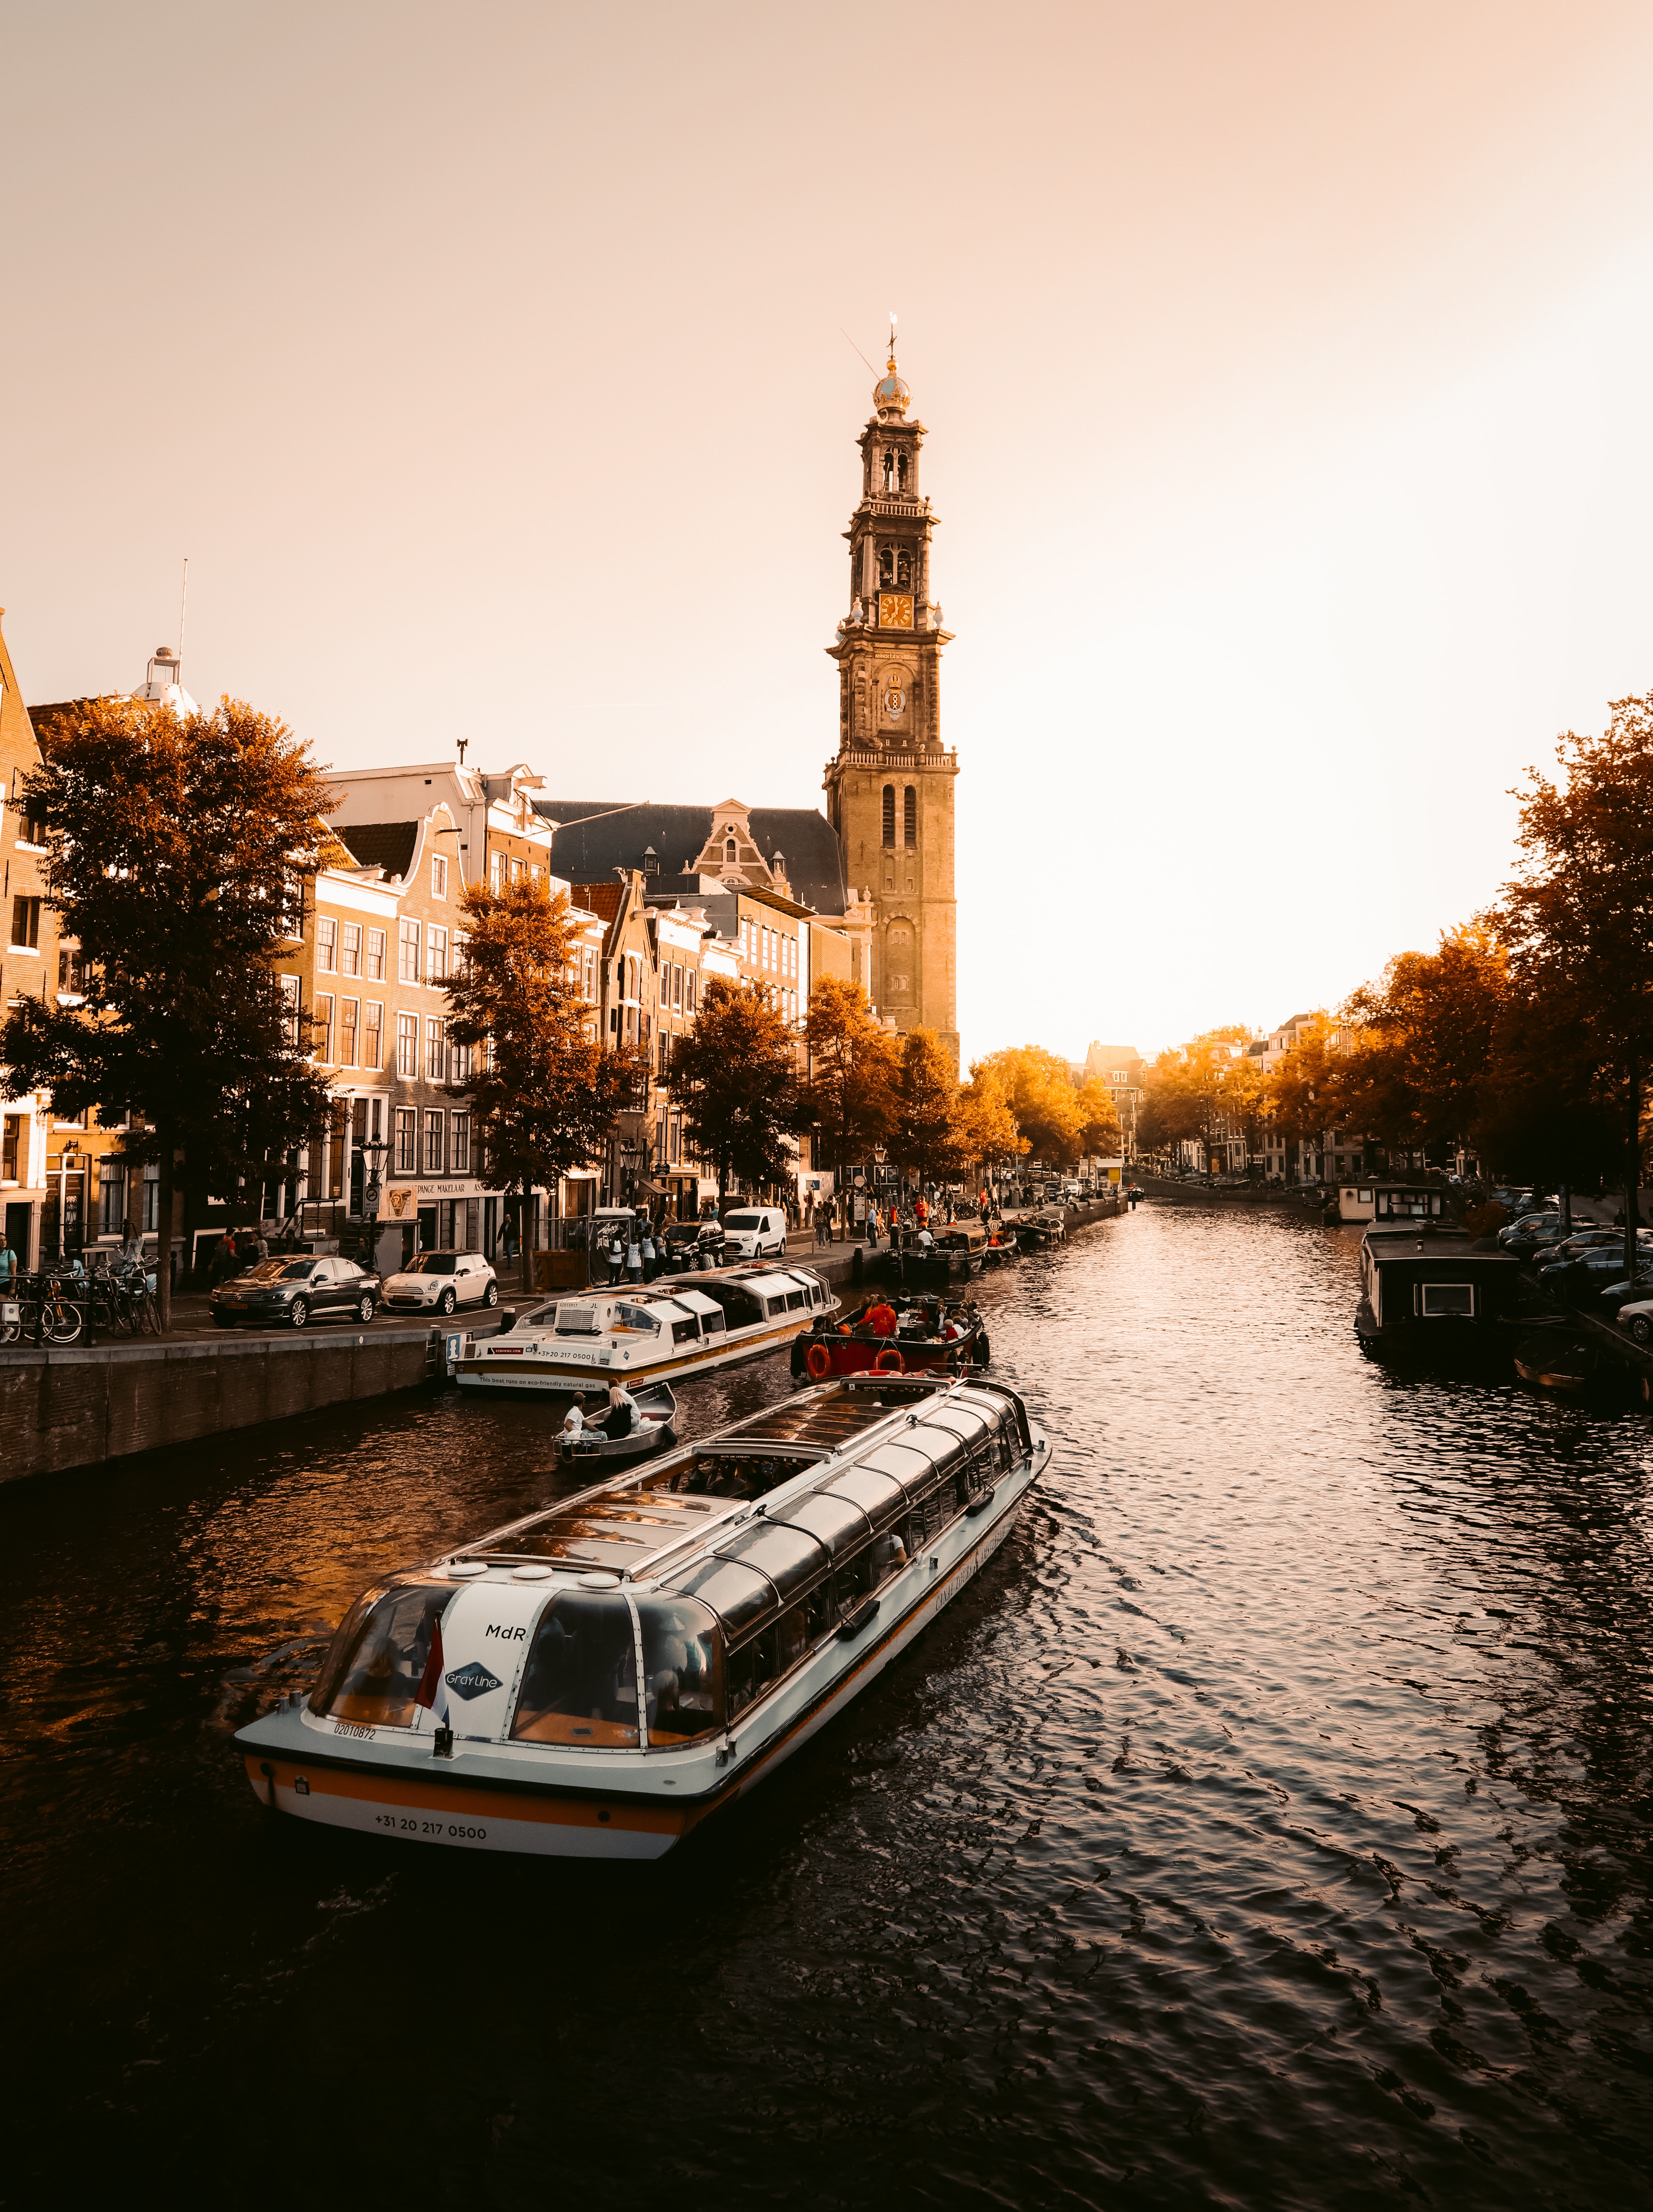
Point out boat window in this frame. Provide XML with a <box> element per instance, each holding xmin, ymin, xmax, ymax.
<box><xmin>672</xmin><ymin>1451</ymin><xmax>810</xmax><ymax>1500</ymax></box>
<box><xmin>670</xmin><ymin>1556</ymin><xmax>778</xmax><ymax>1638</ymax></box>
<box><xmin>555</xmin><ymin>1304</ymin><xmax>601</xmax><ymax>1336</ymax></box>
<box><xmin>819</xmin><ymin>1465</ymin><xmax>906</xmax><ymax>1530</ymax></box>
<box><xmin>1419</xmin><ymin>1283</ymin><xmax>1474</xmax><ymax>1317</ymax></box>
<box><xmin>765</xmin><ymin>1296</ymin><xmax>788</xmax><ymax>1319</ymax></box>
<box><xmin>808</xmin><ymin>1282</ymin><xmax>823</xmax><ymax>1306</ymax></box>
<box><xmin>777</xmin><ymin>1582</ymin><xmax>833</xmax><ymax>1672</ymax></box>
<box><xmin>637</xmin><ymin>1595</ymin><xmax>720</xmax><ymax>1745</ymax></box>
<box><xmin>860</xmin><ymin>1441</ymin><xmax>951</xmax><ymax>1505</ymax></box>
<box><xmin>715</xmin><ymin>1519</ymin><xmax>831</xmax><ymax>1602</ymax></box>
<box><xmin>311</xmin><ymin>1579</ymin><xmax>453</xmax><ymax>1728</ymax></box>
<box><xmin>671</xmin><ymin>1317</ymin><xmax>700</xmax><ymax>1344</ymax></box>
<box><xmin>772</xmin><ymin>1489</ymin><xmax>872</xmax><ymax>1557</ymax></box>
<box><xmin>834</xmin><ymin>1545</ymin><xmax>878</xmax><ymax>1612</ymax></box>
<box><xmin>700</xmin><ymin>1305</ymin><xmax>727</xmax><ymax>1333</ymax></box>
<box><xmin>510</xmin><ymin>1592</ymin><xmax>639</xmax><ymax>1746</ymax></box>
<box><xmin>785</xmin><ymin>1289</ymin><xmax>806</xmax><ymax>1311</ymax></box>
<box><xmin>613</xmin><ymin>1303</ymin><xmax>660</xmax><ymax>1334</ymax></box>
<box><xmin>726</xmin><ymin>1627</ymin><xmax>778</xmax><ymax>1719</ymax></box>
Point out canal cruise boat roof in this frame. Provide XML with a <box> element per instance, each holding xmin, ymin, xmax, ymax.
<box><xmin>1355</xmin><ymin>1223</ymin><xmax>1522</xmax><ymax>1341</ymax></box>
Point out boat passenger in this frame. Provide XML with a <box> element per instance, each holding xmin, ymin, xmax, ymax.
<box><xmin>871</xmin><ymin>1527</ymin><xmax>908</xmax><ymax>1580</ymax></box>
<box><xmin>561</xmin><ymin>1400</ymin><xmax>586</xmax><ymax>1437</ymax></box>
<box><xmin>600</xmin><ymin>1380</ymin><xmax>637</xmax><ymax>1438</ymax></box>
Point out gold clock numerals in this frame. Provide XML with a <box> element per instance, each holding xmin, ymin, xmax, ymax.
<box><xmin>878</xmin><ymin>592</ymin><xmax>914</xmax><ymax>630</ymax></box>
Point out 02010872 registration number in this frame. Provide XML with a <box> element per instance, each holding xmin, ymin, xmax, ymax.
<box><xmin>374</xmin><ymin>1814</ymin><xmax>487</xmax><ymax>1840</ymax></box>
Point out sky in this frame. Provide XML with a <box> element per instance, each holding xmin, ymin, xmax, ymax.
<box><xmin>6</xmin><ymin>0</ymin><xmax>1653</xmax><ymax>1066</ymax></box>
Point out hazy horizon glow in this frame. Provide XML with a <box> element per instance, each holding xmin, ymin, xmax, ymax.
<box><xmin>6</xmin><ymin>1</ymin><xmax>1653</xmax><ymax>1063</ymax></box>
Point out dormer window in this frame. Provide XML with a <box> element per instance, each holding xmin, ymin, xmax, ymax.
<box><xmin>643</xmin><ymin>848</ymin><xmax>659</xmax><ymax>877</ymax></box>
<box><xmin>725</xmin><ymin>838</ymin><xmax>737</xmax><ymax>863</ymax></box>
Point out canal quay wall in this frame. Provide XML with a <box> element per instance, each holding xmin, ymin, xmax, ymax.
<box><xmin>0</xmin><ymin>1321</ymin><xmax>456</xmax><ymax>1486</ymax></box>
<box><xmin>0</xmin><ymin>1198</ymin><xmax>1126</xmax><ymax>1486</ymax></box>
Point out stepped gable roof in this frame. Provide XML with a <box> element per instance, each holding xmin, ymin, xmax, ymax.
<box><xmin>538</xmin><ymin>799</ymin><xmax>848</xmax><ymax>917</ymax></box>
<box><xmin>337</xmin><ymin>821</ymin><xmax>420</xmax><ymax>880</ymax></box>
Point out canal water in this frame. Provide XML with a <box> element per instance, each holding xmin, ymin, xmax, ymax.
<box><xmin>4</xmin><ymin>1204</ymin><xmax>1652</xmax><ymax>2208</ymax></box>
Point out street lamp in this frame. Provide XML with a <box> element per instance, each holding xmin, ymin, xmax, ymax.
<box><xmin>56</xmin><ymin>1138</ymin><xmax>79</xmax><ymax>1261</ymax></box>
<box><xmin>358</xmin><ymin>1131</ymin><xmax>388</xmax><ymax>1260</ymax></box>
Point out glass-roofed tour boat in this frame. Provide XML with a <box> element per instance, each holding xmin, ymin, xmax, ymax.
<box><xmin>454</xmin><ymin>1263</ymin><xmax>840</xmax><ymax>1394</ymax></box>
<box><xmin>235</xmin><ymin>1371</ymin><xmax>1049</xmax><ymax>1858</ymax></box>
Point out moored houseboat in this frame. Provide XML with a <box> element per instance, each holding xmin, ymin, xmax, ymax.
<box><xmin>1355</xmin><ymin>1224</ymin><xmax>1525</xmax><ymax>1349</ymax></box>
<box><xmin>234</xmin><ymin>1371</ymin><xmax>1050</xmax><ymax>1859</ymax></box>
<box><xmin>455</xmin><ymin>1264</ymin><xmax>839</xmax><ymax>1394</ymax></box>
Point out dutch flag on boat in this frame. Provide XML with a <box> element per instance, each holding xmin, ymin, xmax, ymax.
<box><xmin>416</xmin><ymin>1611</ymin><xmax>449</xmax><ymax>1724</ymax></box>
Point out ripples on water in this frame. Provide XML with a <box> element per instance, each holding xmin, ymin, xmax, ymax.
<box><xmin>4</xmin><ymin>1205</ymin><xmax>1652</xmax><ymax>2207</ymax></box>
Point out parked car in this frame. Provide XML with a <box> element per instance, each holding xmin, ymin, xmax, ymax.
<box><xmin>1497</xmin><ymin>1212</ymin><xmax>1561</xmax><ymax>1249</ymax></box>
<box><xmin>720</xmin><ymin>1206</ymin><xmax>789</xmax><ymax>1260</ymax></box>
<box><xmin>381</xmin><ymin>1249</ymin><xmax>499</xmax><ymax>1316</ymax></box>
<box><xmin>660</xmin><ymin>1219</ymin><xmax>725</xmax><ymax>1270</ymax></box>
<box><xmin>1538</xmin><ymin>1248</ymin><xmax>1644</xmax><ymax>1302</ymax></box>
<box><xmin>1597</xmin><ymin>1265</ymin><xmax>1653</xmax><ymax>1317</ymax></box>
<box><xmin>210</xmin><ymin>1253</ymin><xmax>382</xmax><ymax>1329</ymax></box>
<box><xmin>1617</xmin><ymin>1293</ymin><xmax>1653</xmax><ymax>1346</ymax></box>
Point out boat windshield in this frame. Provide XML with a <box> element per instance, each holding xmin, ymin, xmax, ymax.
<box><xmin>510</xmin><ymin>1591</ymin><xmax>640</xmax><ymax>1746</ymax></box>
<box><xmin>310</xmin><ymin>1578</ymin><xmax>453</xmax><ymax>1727</ymax></box>
<box><xmin>636</xmin><ymin>1595</ymin><xmax>720</xmax><ymax>1745</ymax></box>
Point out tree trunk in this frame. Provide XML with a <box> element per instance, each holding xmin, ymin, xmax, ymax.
<box><xmin>157</xmin><ymin>1133</ymin><xmax>176</xmax><ymax>1334</ymax></box>
<box><xmin>1626</xmin><ymin>1061</ymin><xmax>1641</xmax><ymax>1289</ymax></box>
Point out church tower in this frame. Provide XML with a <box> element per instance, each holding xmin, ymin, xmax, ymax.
<box><xmin>823</xmin><ymin>335</ymin><xmax>959</xmax><ymax>1069</ymax></box>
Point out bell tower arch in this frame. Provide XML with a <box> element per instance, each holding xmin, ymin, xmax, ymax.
<box><xmin>823</xmin><ymin>332</ymin><xmax>959</xmax><ymax>1069</ymax></box>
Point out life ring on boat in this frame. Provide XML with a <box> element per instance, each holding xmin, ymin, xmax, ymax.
<box><xmin>806</xmin><ymin>1341</ymin><xmax>834</xmax><ymax>1380</ymax></box>
<box><xmin>873</xmin><ymin>1347</ymin><xmax>905</xmax><ymax>1374</ymax></box>
<box><xmin>867</xmin><ymin>1303</ymin><xmax>899</xmax><ymax>1338</ymax></box>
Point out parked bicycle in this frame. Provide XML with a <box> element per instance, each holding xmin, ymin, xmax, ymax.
<box><xmin>0</xmin><ymin>1268</ymin><xmax>85</xmax><ymax>1344</ymax></box>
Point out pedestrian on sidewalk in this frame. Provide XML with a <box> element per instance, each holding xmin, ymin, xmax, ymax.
<box><xmin>502</xmin><ymin>1216</ymin><xmax>519</xmax><ymax>1272</ymax></box>
<box><xmin>640</xmin><ymin>1217</ymin><xmax>657</xmax><ymax>1282</ymax></box>
<box><xmin>0</xmin><ymin>1234</ymin><xmax>15</xmax><ymax>1288</ymax></box>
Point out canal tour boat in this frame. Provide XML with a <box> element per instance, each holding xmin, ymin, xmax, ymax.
<box><xmin>234</xmin><ymin>1371</ymin><xmax>1049</xmax><ymax>1859</ymax></box>
<box><xmin>790</xmin><ymin>1295</ymin><xmax>989</xmax><ymax>1380</ymax></box>
<box><xmin>454</xmin><ymin>1264</ymin><xmax>839</xmax><ymax>1395</ymax></box>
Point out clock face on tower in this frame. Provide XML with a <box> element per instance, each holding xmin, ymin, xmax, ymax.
<box><xmin>878</xmin><ymin>592</ymin><xmax>914</xmax><ymax>630</ymax></box>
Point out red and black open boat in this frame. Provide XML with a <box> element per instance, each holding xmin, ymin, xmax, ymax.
<box><xmin>790</xmin><ymin>1293</ymin><xmax>990</xmax><ymax>1381</ymax></box>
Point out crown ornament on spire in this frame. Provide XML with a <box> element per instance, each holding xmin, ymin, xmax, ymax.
<box><xmin>873</xmin><ymin>310</ymin><xmax>910</xmax><ymax>420</ymax></box>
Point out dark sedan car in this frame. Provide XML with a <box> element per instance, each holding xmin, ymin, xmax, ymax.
<box><xmin>210</xmin><ymin>1254</ymin><xmax>382</xmax><ymax>1329</ymax></box>
<box><xmin>1596</xmin><ymin>1265</ymin><xmax>1653</xmax><ymax>1317</ymax></box>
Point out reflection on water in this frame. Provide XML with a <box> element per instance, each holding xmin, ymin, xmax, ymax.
<box><xmin>4</xmin><ymin>1205</ymin><xmax>1653</xmax><ymax>2207</ymax></box>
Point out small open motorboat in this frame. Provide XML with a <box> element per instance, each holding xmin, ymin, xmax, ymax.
<box><xmin>876</xmin><ymin>1220</ymin><xmax>987</xmax><ymax>1282</ymax></box>
<box><xmin>1512</xmin><ymin>1332</ymin><xmax>1607</xmax><ymax>1394</ymax></box>
<box><xmin>556</xmin><ymin>1381</ymin><xmax>678</xmax><ymax>1469</ymax></box>
<box><xmin>234</xmin><ymin>1370</ymin><xmax>1050</xmax><ymax>1859</ymax></box>
<box><xmin>981</xmin><ymin>1225</ymin><xmax>1021</xmax><ymax>1268</ymax></box>
<box><xmin>790</xmin><ymin>1295</ymin><xmax>988</xmax><ymax>1381</ymax></box>
<box><xmin>1017</xmin><ymin>1207</ymin><xmax>1066</xmax><ymax>1251</ymax></box>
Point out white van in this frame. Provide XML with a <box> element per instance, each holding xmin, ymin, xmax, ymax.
<box><xmin>721</xmin><ymin>1205</ymin><xmax>789</xmax><ymax>1259</ymax></box>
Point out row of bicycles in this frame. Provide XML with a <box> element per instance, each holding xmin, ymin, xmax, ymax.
<box><xmin>0</xmin><ymin>1259</ymin><xmax>160</xmax><ymax>1344</ymax></box>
